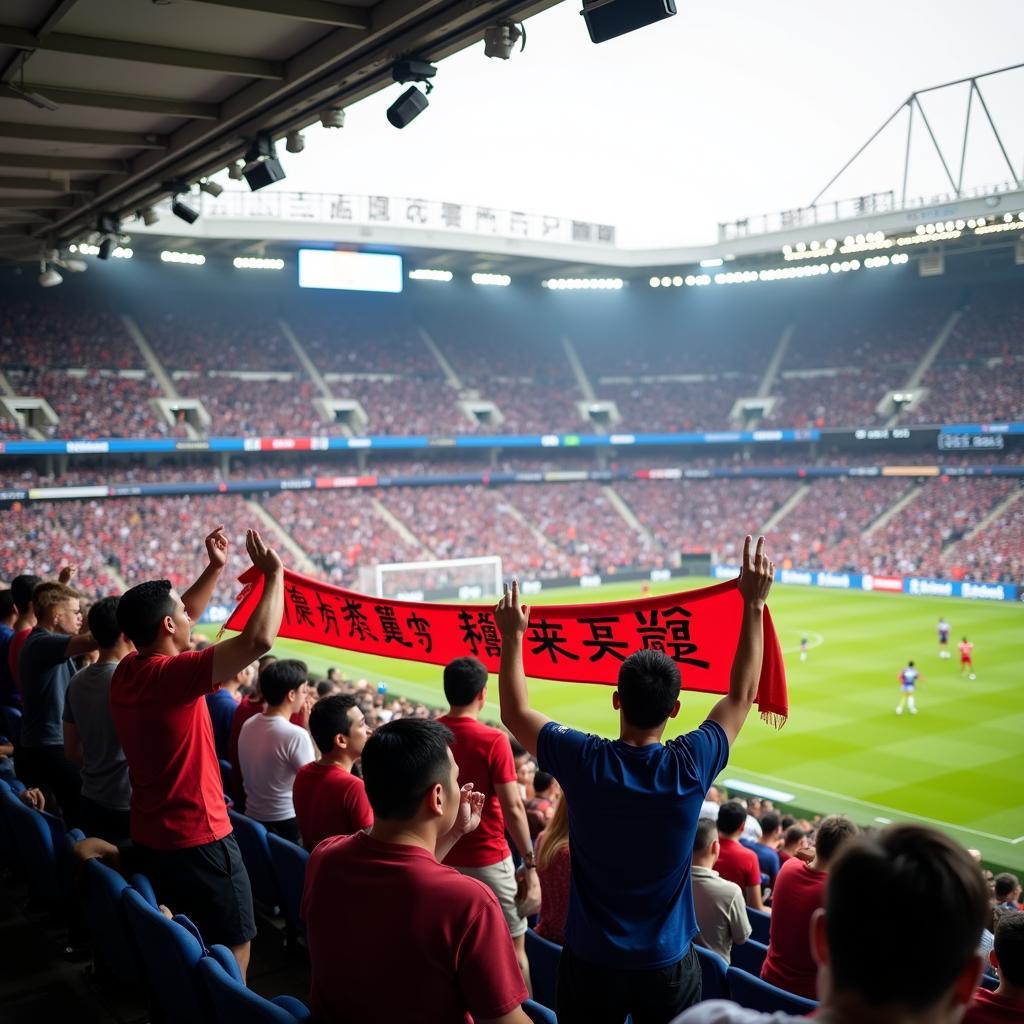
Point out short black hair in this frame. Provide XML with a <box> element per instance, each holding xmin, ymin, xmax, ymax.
<box><xmin>510</xmin><ymin>736</ymin><xmax>528</xmax><ymax>760</ymax></box>
<box><xmin>361</xmin><ymin>718</ymin><xmax>454</xmax><ymax>820</ymax></box>
<box><xmin>11</xmin><ymin>574</ymin><xmax>42</xmax><ymax>614</ymax></box>
<box><xmin>717</xmin><ymin>799</ymin><xmax>747</xmax><ymax>837</ymax></box>
<box><xmin>994</xmin><ymin>872</ymin><xmax>1020</xmax><ymax>900</ymax></box>
<box><xmin>616</xmin><ymin>649</ymin><xmax>680</xmax><ymax>729</ymax></box>
<box><xmin>309</xmin><ymin>694</ymin><xmax>357</xmax><ymax>755</ymax></box>
<box><xmin>784</xmin><ymin>824</ymin><xmax>806</xmax><ymax>845</ymax></box>
<box><xmin>116</xmin><ymin>580</ymin><xmax>176</xmax><ymax>647</ymax></box>
<box><xmin>760</xmin><ymin>811</ymin><xmax>781</xmax><ymax>837</ymax></box>
<box><xmin>994</xmin><ymin>912</ymin><xmax>1024</xmax><ymax>987</ymax></box>
<box><xmin>88</xmin><ymin>596</ymin><xmax>122</xmax><ymax>649</ymax></box>
<box><xmin>694</xmin><ymin>817</ymin><xmax>719</xmax><ymax>854</ymax></box>
<box><xmin>533</xmin><ymin>771</ymin><xmax>555</xmax><ymax>796</ymax></box>
<box><xmin>825</xmin><ymin>824</ymin><xmax>989</xmax><ymax>1010</ymax></box>
<box><xmin>0</xmin><ymin>589</ymin><xmax>13</xmax><ymax>620</ymax></box>
<box><xmin>260</xmin><ymin>659</ymin><xmax>308</xmax><ymax>706</ymax></box>
<box><xmin>813</xmin><ymin>815</ymin><xmax>858</xmax><ymax>862</ymax></box>
<box><xmin>316</xmin><ymin>680</ymin><xmax>336</xmax><ymax>698</ymax></box>
<box><xmin>443</xmin><ymin>656</ymin><xmax>488</xmax><ymax>707</ymax></box>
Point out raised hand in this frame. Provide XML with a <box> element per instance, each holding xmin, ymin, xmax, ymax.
<box><xmin>494</xmin><ymin>578</ymin><xmax>530</xmax><ymax>639</ymax></box>
<box><xmin>245</xmin><ymin>528</ymin><xmax>283</xmax><ymax>576</ymax></box>
<box><xmin>453</xmin><ymin>783</ymin><xmax>485</xmax><ymax>837</ymax></box>
<box><xmin>58</xmin><ymin>564</ymin><xmax>78</xmax><ymax>585</ymax></box>
<box><xmin>737</xmin><ymin>535</ymin><xmax>774</xmax><ymax>610</ymax></box>
<box><xmin>204</xmin><ymin>525</ymin><xmax>228</xmax><ymax>569</ymax></box>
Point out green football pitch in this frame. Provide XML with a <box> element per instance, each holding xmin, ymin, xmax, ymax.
<box><xmin>205</xmin><ymin>578</ymin><xmax>1024</xmax><ymax>871</ymax></box>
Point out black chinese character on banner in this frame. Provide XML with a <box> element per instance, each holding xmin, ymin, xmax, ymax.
<box><xmin>375</xmin><ymin>605</ymin><xmax>411</xmax><ymax>647</ymax></box>
<box><xmin>316</xmin><ymin>593</ymin><xmax>339</xmax><ymax>636</ymax></box>
<box><xmin>406</xmin><ymin>198</ymin><xmax>428</xmax><ymax>224</ymax></box>
<box><xmin>441</xmin><ymin>203</ymin><xmax>462</xmax><ymax>229</ymax></box>
<box><xmin>406</xmin><ymin>612</ymin><xmax>433</xmax><ymax>654</ymax></box>
<box><xmin>458</xmin><ymin>609</ymin><xmax>483</xmax><ymax>656</ymax></box>
<box><xmin>342</xmin><ymin>598</ymin><xmax>378</xmax><ymax>642</ymax></box>
<box><xmin>476</xmin><ymin>612</ymin><xmax>502</xmax><ymax>658</ymax></box>
<box><xmin>528</xmin><ymin>619</ymin><xmax>579</xmax><ymax>665</ymax></box>
<box><xmin>580</xmin><ymin>616</ymin><xmax>628</xmax><ymax>663</ymax></box>
<box><xmin>634</xmin><ymin>607</ymin><xmax>710</xmax><ymax>669</ymax></box>
<box><xmin>285</xmin><ymin>584</ymin><xmax>314</xmax><ymax>628</ymax></box>
<box><xmin>368</xmin><ymin>196</ymin><xmax>390</xmax><ymax>222</ymax></box>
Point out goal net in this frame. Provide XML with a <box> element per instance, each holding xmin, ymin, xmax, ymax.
<box><xmin>365</xmin><ymin>556</ymin><xmax>503</xmax><ymax>603</ymax></box>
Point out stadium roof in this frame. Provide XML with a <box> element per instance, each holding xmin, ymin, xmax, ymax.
<box><xmin>0</xmin><ymin>0</ymin><xmax>559</xmax><ymax>266</ymax></box>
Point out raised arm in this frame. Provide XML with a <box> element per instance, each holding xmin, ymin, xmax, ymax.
<box><xmin>181</xmin><ymin>526</ymin><xmax>228</xmax><ymax>623</ymax></box>
<box><xmin>707</xmin><ymin>536</ymin><xmax>775</xmax><ymax>746</ymax></box>
<box><xmin>211</xmin><ymin>529</ymin><xmax>284</xmax><ymax>684</ymax></box>
<box><xmin>494</xmin><ymin>579</ymin><xmax>550</xmax><ymax>756</ymax></box>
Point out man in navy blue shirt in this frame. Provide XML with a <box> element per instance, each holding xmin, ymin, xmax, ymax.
<box><xmin>494</xmin><ymin>535</ymin><xmax>775</xmax><ymax>1024</ymax></box>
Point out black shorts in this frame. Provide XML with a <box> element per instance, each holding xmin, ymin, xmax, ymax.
<box><xmin>135</xmin><ymin>833</ymin><xmax>256</xmax><ymax>948</ymax></box>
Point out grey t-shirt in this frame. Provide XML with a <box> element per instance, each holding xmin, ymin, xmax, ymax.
<box><xmin>673</xmin><ymin>1003</ymin><xmax>805</xmax><ymax>1024</ymax></box>
<box><xmin>19</xmin><ymin>627</ymin><xmax>76</xmax><ymax>747</ymax></box>
<box><xmin>63</xmin><ymin>660</ymin><xmax>131</xmax><ymax>812</ymax></box>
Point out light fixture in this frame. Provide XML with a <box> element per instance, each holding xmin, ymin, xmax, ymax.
<box><xmin>171</xmin><ymin>196</ymin><xmax>199</xmax><ymax>224</ymax></box>
<box><xmin>542</xmin><ymin>277</ymin><xmax>623</xmax><ymax>290</ymax></box>
<box><xmin>62</xmin><ymin>257</ymin><xmax>88</xmax><ymax>273</ymax></box>
<box><xmin>582</xmin><ymin>0</ymin><xmax>676</xmax><ymax>43</ymax></box>
<box><xmin>286</xmin><ymin>130</ymin><xmax>306</xmax><ymax>153</ymax></box>
<box><xmin>387</xmin><ymin>59</ymin><xmax>436</xmax><ymax>128</ymax></box>
<box><xmin>242</xmin><ymin>134</ymin><xmax>286</xmax><ymax>191</ymax></box>
<box><xmin>319</xmin><ymin>108</ymin><xmax>345</xmax><ymax>129</ymax></box>
<box><xmin>98</xmin><ymin>236</ymin><xmax>115</xmax><ymax>260</ymax></box>
<box><xmin>228</xmin><ymin>161</ymin><xmax>244</xmax><ymax>180</ymax></box>
<box><xmin>199</xmin><ymin>179</ymin><xmax>223</xmax><ymax>198</ymax></box>
<box><xmin>484</xmin><ymin>21</ymin><xmax>525</xmax><ymax>59</ymax></box>
<box><xmin>233</xmin><ymin>256</ymin><xmax>285</xmax><ymax>270</ymax></box>
<box><xmin>699</xmin><ymin>257</ymin><xmax>724</xmax><ymax>268</ymax></box>
<box><xmin>38</xmin><ymin>262</ymin><xmax>62</xmax><ymax>287</ymax></box>
<box><xmin>471</xmin><ymin>272</ymin><xmax>511</xmax><ymax>287</ymax></box>
<box><xmin>409</xmin><ymin>268</ymin><xmax>453</xmax><ymax>282</ymax></box>
<box><xmin>160</xmin><ymin>250</ymin><xmax>206</xmax><ymax>265</ymax></box>
<box><xmin>138</xmin><ymin>207</ymin><xmax>159</xmax><ymax>226</ymax></box>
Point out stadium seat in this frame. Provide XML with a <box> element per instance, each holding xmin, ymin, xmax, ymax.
<box><xmin>0</xmin><ymin>705</ymin><xmax>21</xmax><ymax>745</ymax></box>
<box><xmin>266</xmin><ymin>831</ymin><xmax>309</xmax><ymax>941</ymax></box>
<box><xmin>694</xmin><ymin>943</ymin><xmax>730</xmax><ymax>1001</ymax></box>
<box><xmin>746</xmin><ymin>906</ymin><xmax>771</xmax><ymax>944</ymax></box>
<box><xmin>1</xmin><ymin>782</ymin><xmax>65</xmax><ymax>910</ymax></box>
<box><xmin>523</xmin><ymin>999</ymin><xmax>558</xmax><ymax>1024</ymax></box>
<box><xmin>980</xmin><ymin>974</ymin><xmax>999</xmax><ymax>992</ymax></box>
<box><xmin>198</xmin><ymin>954</ymin><xmax>311</xmax><ymax>1024</ymax></box>
<box><xmin>82</xmin><ymin>858</ymin><xmax>153</xmax><ymax>984</ymax></box>
<box><xmin>731</xmin><ymin>937</ymin><xmax>768</xmax><ymax>976</ymax></box>
<box><xmin>525</xmin><ymin>928</ymin><xmax>562</xmax><ymax>1011</ymax></box>
<box><xmin>726</xmin><ymin>966</ymin><xmax>818</xmax><ymax>1014</ymax></box>
<box><xmin>228</xmin><ymin>809</ymin><xmax>281</xmax><ymax>911</ymax></box>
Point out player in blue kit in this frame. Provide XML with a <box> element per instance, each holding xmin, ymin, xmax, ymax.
<box><xmin>937</xmin><ymin>617</ymin><xmax>951</xmax><ymax>659</ymax></box>
<box><xmin>896</xmin><ymin>661</ymin><xmax>919</xmax><ymax>715</ymax></box>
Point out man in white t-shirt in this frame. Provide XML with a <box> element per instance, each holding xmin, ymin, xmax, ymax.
<box><xmin>238</xmin><ymin>658</ymin><xmax>315</xmax><ymax>844</ymax></box>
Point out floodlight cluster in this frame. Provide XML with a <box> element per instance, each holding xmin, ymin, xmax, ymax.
<box><xmin>783</xmin><ymin>238</ymin><xmax>839</xmax><ymax>260</ymax></box>
<box><xmin>471</xmin><ymin>272</ymin><xmax>511</xmax><ymax>287</ymax></box>
<box><xmin>232</xmin><ymin>256</ymin><xmax>285</xmax><ymax>270</ymax></box>
<box><xmin>973</xmin><ymin>212</ymin><xmax>1024</xmax><ymax>235</ymax></box>
<box><xmin>408</xmin><ymin>269</ymin><xmax>454</xmax><ymax>282</ymax></box>
<box><xmin>160</xmin><ymin>250</ymin><xmax>206</xmax><ymax>265</ymax></box>
<box><xmin>70</xmin><ymin>242</ymin><xmax>132</xmax><ymax>259</ymax></box>
<box><xmin>864</xmin><ymin>253</ymin><xmax>910</xmax><ymax>268</ymax></box>
<box><xmin>542</xmin><ymin>277</ymin><xmax>623</xmax><ymax>290</ymax></box>
<box><xmin>895</xmin><ymin>227</ymin><xmax>962</xmax><ymax>246</ymax></box>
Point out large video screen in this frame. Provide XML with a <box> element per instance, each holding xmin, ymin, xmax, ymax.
<box><xmin>297</xmin><ymin>249</ymin><xmax>403</xmax><ymax>293</ymax></box>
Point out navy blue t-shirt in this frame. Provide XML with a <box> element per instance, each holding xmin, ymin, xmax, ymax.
<box><xmin>537</xmin><ymin>718</ymin><xmax>729</xmax><ymax>970</ymax></box>
<box><xmin>205</xmin><ymin>688</ymin><xmax>239</xmax><ymax>761</ymax></box>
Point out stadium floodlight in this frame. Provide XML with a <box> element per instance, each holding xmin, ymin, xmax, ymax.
<box><xmin>98</xmin><ymin>236</ymin><xmax>115</xmax><ymax>261</ymax></box>
<box><xmin>319</xmin><ymin>107</ymin><xmax>345</xmax><ymax>129</ymax></box>
<box><xmin>471</xmin><ymin>272</ymin><xmax>511</xmax><ymax>287</ymax></box>
<box><xmin>699</xmin><ymin>257</ymin><xmax>723</xmax><ymax>268</ymax></box>
<box><xmin>286</xmin><ymin>130</ymin><xmax>306</xmax><ymax>153</ymax></box>
<box><xmin>113</xmin><ymin>247</ymin><xmax>133</xmax><ymax>260</ymax></box>
<box><xmin>62</xmin><ymin>257</ymin><xmax>88</xmax><ymax>273</ymax></box>
<box><xmin>199</xmin><ymin>179</ymin><xmax>223</xmax><ymax>198</ymax></box>
<box><xmin>160</xmin><ymin>250</ymin><xmax>206</xmax><ymax>265</ymax></box>
<box><xmin>387</xmin><ymin>86</ymin><xmax>429</xmax><ymax>129</ymax></box>
<box><xmin>409</xmin><ymin>268</ymin><xmax>453</xmax><ymax>282</ymax></box>
<box><xmin>228</xmin><ymin>160</ymin><xmax>245</xmax><ymax>180</ymax></box>
<box><xmin>138</xmin><ymin>207</ymin><xmax>159</xmax><ymax>226</ymax></box>
<box><xmin>38</xmin><ymin>262</ymin><xmax>62</xmax><ymax>287</ymax></box>
<box><xmin>242</xmin><ymin>133</ymin><xmax>286</xmax><ymax>191</ymax></box>
<box><xmin>233</xmin><ymin>256</ymin><xmax>285</xmax><ymax>270</ymax></box>
<box><xmin>484</xmin><ymin>21</ymin><xmax>525</xmax><ymax>59</ymax></box>
<box><xmin>649</xmin><ymin>276</ymin><xmax>660</xmax><ymax>288</ymax></box>
<box><xmin>542</xmin><ymin>277</ymin><xmax>624</xmax><ymax>290</ymax></box>
<box><xmin>171</xmin><ymin>195</ymin><xmax>199</xmax><ymax>224</ymax></box>
<box><xmin>581</xmin><ymin>0</ymin><xmax>676</xmax><ymax>43</ymax></box>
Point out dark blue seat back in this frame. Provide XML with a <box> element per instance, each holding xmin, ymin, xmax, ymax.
<box><xmin>523</xmin><ymin>999</ymin><xmax>558</xmax><ymax>1024</ymax></box>
<box><xmin>2</xmin><ymin>782</ymin><xmax>63</xmax><ymax>907</ymax></box>
<box><xmin>83</xmin><ymin>858</ymin><xmax>147</xmax><ymax>982</ymax></box>
<box><xmin>198</xmin><ymin>955</ymin><xmax>311</xmax><ymax>1024</ymax></box>
<box><xmin>747</xmin><ymin>906</ymin><xmax>771</xmax><ymax>944</ymax></box>
<box><xmin>694</xmin><ymin>943</ymin><xmax>730</xmax><ymax>1001</ymax></box>
<box><xmin>727</xmin><ymin>965</ymin><xmax>818</xmax><ymax>1014</ymax></box>
<box><xmin>731</xmin><ymin>937</ymin><xmax>768</xmax><ymax>977</ymax></box>
<box><xmin>0</xmin><ymin>705</ymin><xmax>22</xmax><ymax>745</ymax></box>
<box><xmin>266</xmin><ymin>831</ymin><xmax>309</xmax><ymax>938</ymax></box>
<box><xmin>525</xmin><ymin>928</ymin><xmax>561</xmax><ymax>1012</ymax></box>
<box><xmin>228</xmin><ymin>810</ymin><xmax>280</xmax><ymax>909</ymax></box>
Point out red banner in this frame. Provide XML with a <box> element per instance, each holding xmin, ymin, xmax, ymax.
<box><xmin>225</xmin><ymin>568</ymin><xmax>788</xmax><ymax>723</ymax></box>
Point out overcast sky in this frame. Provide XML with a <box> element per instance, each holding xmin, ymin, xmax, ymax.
<box><xmin>269</xmin><ymin>2</ymin><xmax>1024</xmax><ymax>247</ymax></box>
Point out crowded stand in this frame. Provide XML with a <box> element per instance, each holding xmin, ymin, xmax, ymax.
<box><xmin>601</xmin><ymin>377</ymin><xmax>758</xmax><ymax>433</ymax></box>
<box><xmin>947</xmin><ymin>490</ymin><xmax>1024</xmax><ymax>584</ymax></box>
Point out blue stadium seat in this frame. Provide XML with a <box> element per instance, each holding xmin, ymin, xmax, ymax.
<box><xmin>746</xmin><ymin>906</ymin><xmax>771</xmax><ymax>944</ymax></box>
<box><xmin>525</xmin><ymin>928</ymin><xmax>562</xmax><ymax>1012</ymax></box>
<box><xmin>228</xmin><ymin>809</ymin><xmax>281</xmax><ymax>911</ymax></box>
<box><xmin>266</xmin><ymin>831</ymin><xmax>309</xmax><ymax>940</ymax></box>
<box><xmin>120</xmin><ymin>886</ymin><xmax>218</xmax><ymax>1024</ymax></box>
<box><xmin>523</xmin><ymin>999</ymin><xmax>558</xmax><ymax>1024</ymax></box>
<box><xmin>1</xmin><ymin>781</ymin><xmax>64</xmax><ymax>909</ymax></box>
<box><xmin>0</xmin><ymin>705</ymin><xmax>22</xmax><ymax>745</ymax></box>
<box><xmin>730</xmin><ymin>937</ymin><xmax>768</xmax><ymax>977</ymax></box>
<box><xmin>694</xmin><ymin>943</ymin><xmax>730</xmax><ymax>1001</ymax></box>
<box><xmin>726</xmin><ymin>966</ymin><xmax>818</xmax><ymax>1014</ymax></box>
<box><xmin>83</xmin><ymin>858</ymin><xmax>152</xmax><ymax>984</ymax></box>
<box><xmin>198</xmin><ymin>954</ymin><xmax>311</xmax><ymax>1024</ymax></box>
<box><xmin>980</xmin><ymin>974</ymin><xmax>998</xmax><ymax>992</ymax></box>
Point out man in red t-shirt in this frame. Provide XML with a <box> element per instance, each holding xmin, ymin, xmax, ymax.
<box><xmin>438</xmin><ymin>657</ymin><xmax>541</xmax><ymax>990</ymax></box>
<box><xmin>966</xmin><ymin>912</ymin><xmax>1024</xmax><ymax>1023</ymax></box>
<box><xmin>761</xmin><ymin>815</ymin><xmax>859</xmax><ymax>999</ymax></box>
<box><xmin>110</xmin><ymin>526</ymin><xmax>283</xmax><ymax>980</ymax></box>
<box><xmin>302</xmin><ymin>718</ymin><xmax>529</xmax><ymax>1024</ymax></box>
<box><xmin>293</xmin><ymin>693</ymin><xmax>372</xmax><ymax>848</ymax></box>
<box><xmin>715</xmin><ymin>799</ymin><xmax>767</xmax><ymax>910</ymax></box>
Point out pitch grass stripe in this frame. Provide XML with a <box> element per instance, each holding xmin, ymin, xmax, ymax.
<box><xmin>726</xmin><ymin>764</ymin><xmax>1020</xmax><ymax>845</ymax></box>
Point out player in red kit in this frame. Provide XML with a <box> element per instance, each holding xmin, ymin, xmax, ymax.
<box><xmin>959</xmin><ymin>637</ymin><xmax>975</xmax><ymax>680</ymax></box>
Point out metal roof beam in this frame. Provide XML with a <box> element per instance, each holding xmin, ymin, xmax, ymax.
<box><xmin>0</xmin><ymin>121</ymin><xmax>168</xmax><ymax>148</ymax></box>
<box><xmin>186</xmin><ymin>0</ymin><xmax>371</xmax><ymax>29</ymax></box>
<box><xmin>0</xmin><ymin>174</ymin><xmax>90</xmax><ymax>192</ymax></box>
<box><xmin>0</xmin><ymin>154</ymin><xmax>125</xmax><ymax>173</ymax></box>
<box><xmin>0</xmin><ymin>195</ymin><xmax>74</xmax><ymax>207</ymax></box>
<box><xmin>1</xmin><ymin>84</ymin><xmax>219</xmax><ymax>119</ymax></box>
<box><xmin>0</xmin><ymin>27</ymin><xmax>285</xmax><ymax>79</ymax></box>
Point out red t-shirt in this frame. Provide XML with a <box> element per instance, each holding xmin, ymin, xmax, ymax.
<box><xmin>760</xmin><ymin>858</ymin><xmax>826</xmax><ymax>1000</ymax></box>
<box><xmin>292</xmin><ymin>761</ymin><xmax>373</xmax><ymax>849</ymax></box>
<box><xmin>110</xmin><ymin>646</ymin><xmax>230</xmax><ymax>850</ymax></box>
<box><xmin>7</xmin><ymin>626</ymin><xmax>30</xmax><ymax>687</ymax></box>
<box><xmin>715</xmin><ymin>836</ymin><xmax>762</xmax><ymax>891</ymax></box>
<box><xmin>228</xmin><ymin>695</ymin><xmax>263</xmax><ymax>802</ymax></box>
<box><xmin>437</xmin><ymin>715</ymin><xmax>515</xmax><ymax>868</ymax></box>
<box><xmin>960</xmin><ymin>642</ymin><xmax>974</xmax><ymax>660</ymax></box>
<box><xmin>964</xmin><ymin>988</ymin><xmax>1024</xmax><ymax>1023</ymax></box>
<box><xmin>302</xmin><ymin>832</ymin><xmax>527</xmax><ymax>1023</ymax></box>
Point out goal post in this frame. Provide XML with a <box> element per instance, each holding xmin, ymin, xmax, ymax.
<box><xmin>367</xmin><ymin>555</ymin><xmax>503</xmax><ymax>602</ymax></box>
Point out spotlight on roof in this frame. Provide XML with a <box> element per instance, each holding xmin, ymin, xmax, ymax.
<box><xmin>228</xmin><ymin>160</ymin><xmax>245</xmax><ymax>180</ymax></box>
<box><xmin>199</xmin><ymin>178</ymin><xmax>223</xmax><ymax>198</ymax></box>
<box><xmin>319</xmin><ymin>107</ymin><xmax>345</xmax><ymax>129</ymax></box>
<box><xmin>38</xmin><ymin>262</ymin><xmax>63</xmax><ymax>287</ymax></box>
<box><xmin>286</xmin><ymin>130</ymin><xmax>306</xmax><ymax>153</ymax></box>
<box><xmin>484</xmin><ymin>21</ymin><xmax>526</xmax><ymax>59</ymax></box>
<box><xmin>98</xmin><ymin>236</ymin><xmax>116</xmax><ymax>260</ymax></box>
<box><xmin>581</xmin><ymin>0</ymin><xmax>677</xmax><ymax>43</ymax></box>
<box><xmin>62</xmin><ymin>257</ymin><xmax>88</xmax><ymax>273</ymax></box>
<box><xmin>138</xmin><ymin>207</ymin><xmax>159</xmax><ymax>226</ymax></box>
<box><xmin>171</xmin><ymin>195</ymin><xmax>199</xmax><ymax>224</ymax></box>
<box><xmin>242</xmin><ymin>133</ymin><xmax>286</xmax><ymax>191</ymax></box>
<box><xmin>387</xmin><ymin>59</ymin><xmax>436</xmax><ymax>129</ymax></box>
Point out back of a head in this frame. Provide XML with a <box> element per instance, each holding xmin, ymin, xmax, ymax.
<box><xmin>0</xmin><ymin>589</ymin><xmax>13</xmax><ymax>621</ymax></box>
<box><xmin>825</xmin><ymin>824</ymin><xmax>989</xmax><ymax>1011</ymax></box>
<box><xmin>309</xmin><ymin>693</ymin><xmax>357</xmax><ymax>755</ymax></box>
<box><xmin>694</xmin><ymin>817</ymin><xmax>718</xmax><ymax>855</ymax></box>
<box><xmin>813</xmin><ymin>815</ymin><xmax>858</xmax><ymax>863</ymax></box>
<box><xmin>87</xmin><ymin>596</ymin><xmax>122</xmax><ymax>649</ymax></box>
<box><xmin>442</xmin><ymin>656</ymin><xmax>488</xmax><ymax>707</ymax></box>
<box><xmin>616</xmin><ymin>648</ymin><xmax>681</xmax><ymax>729</ymax></box>
<box><xmin>117</xmin><ymin>580</ymin><xmax>175</xmax><ymax>648</ymax></box>
<box><xmin>760</xmin><ymin>811</ymin><xmax>781</xmax><ymax>837</ymax></box>
<box><xmin>716</xmin><ymin>799</ymin><xmax>747</xmax><ymax>837</ymax></box>
<box><xmin>993</xmin><ymin>912</ymin><xmax>1024</xmax><ymax>988</ymax></box>
<box><xmin>361</xmin><ymin>718</ymin><xmax>454</xmax><ymax>821</ymax></box>
<box><xmin>11</xmin><ymin>574</ymin><xmax>42</xmax><ymax>614</ymax></box>
<box><xmin>316</xmin><ymin>679</ymin><xmax>337</xmax><ymax>699</ymax></box>
<box><xmin>784</xmin><ymin>824</ymin><xmax>806</xmax><ymax>847</ymax></box>
<box><xmin>533</xmin><ymin>770</ymin><xmax>555</xmax><ymax>796</ymax></box>
<box><xmin>994</xmin><ymin>872</ymin><xmax>1020</xmax><ymax>901</ymax></box>
<box><xmin>260</xmin><ymin>659</ymin><xmax>308</xmax><ymax>706</ymax></box>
